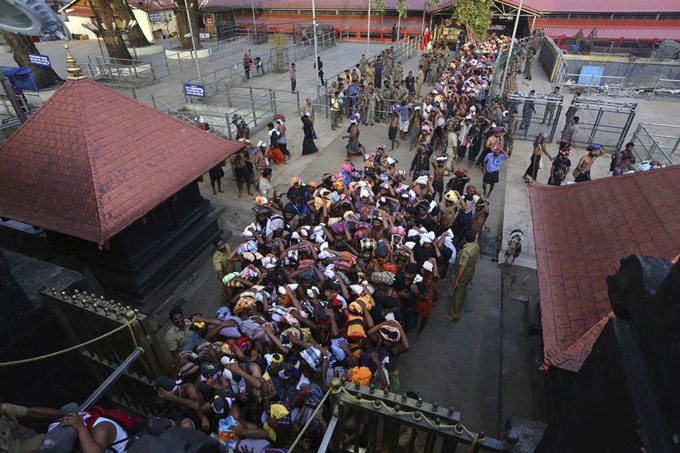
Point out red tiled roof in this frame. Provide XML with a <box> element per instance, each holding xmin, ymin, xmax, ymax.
<box><xmin>534</xmin><ymin>19</ymin><xmax>680</xmax><ymax>41</ymax></box>
<box><xmin>233</xmin><ymin>13</ymin><xmax>424</xmax><ymax>30</ymax></box>
<box><xmin>202</xmin><ymin>0</ymin><xmax>427</xmax><ymax>12</ymax></box>
<box><xmin>522</xmin><ymin>0</ymin><xmax>679</xmax><ymax>13</ymax></box>
<box><xmin>530</xmin><ymin>167</ymin><xmax>680</xmax><ymax>372</ymax></box>
<box><xmin>0</xmin><ymin>78</ymin><xmax>243</xmax><ymax>245</ymax></box>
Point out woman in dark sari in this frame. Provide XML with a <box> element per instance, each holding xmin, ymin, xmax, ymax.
<box><xmin>301</xmin><ymin>111</ymin><xmax>319</xmax><ymax>156</ymax></box>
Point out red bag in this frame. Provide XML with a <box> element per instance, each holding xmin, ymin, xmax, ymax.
<box><xmin>83</xmin><ymin>406</ymin><xmax>145</xmax><ymax>434</ymax></box>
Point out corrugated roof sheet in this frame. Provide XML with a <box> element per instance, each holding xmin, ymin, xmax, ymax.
<box><xmin>523</xmin><ymin>0</ymin><xmax>680</xmax><ymax>13</ymax></box>
<box><xmin>0</xmin><ymin>78</ymin><xmax>243</xmax><ymax>244</ymax></box>
<box><xmin>530</xmin><ymin>167</ymin><xmax>680</xmax><ymax>372</ymax></box>
<box><xmin>535</xmin><ymin>18</ymin><xmax>680</xmax><ymax>41</ymax></box>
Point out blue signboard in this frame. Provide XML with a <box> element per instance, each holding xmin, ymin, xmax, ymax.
<box><xmin>28</xmin><ymin>53</ymin><xmax>52</xmax><ymax>67</ymax></box>
<box><xmin>184</xmin><ymin>83</ymin><xmax>206</xmax><ymax>98</ymax></box>
<box><xmin>149</xmin><ymin>12</ymin><xmax>161</xmax><ymax>23</ymax></box>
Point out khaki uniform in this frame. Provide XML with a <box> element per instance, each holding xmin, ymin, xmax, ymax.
<box><xmin>213</xmin><ymin>246</ymin><xmax>234</xmax><ymax>304</ymax></box>
<box><xmin>366</xmin><ymin>91</ymin><xmax>377</xmax><ymax>125</ymax></box>
<box><xmin>416</xmin><ymin>69</ymin><xmax>425</xmax><ymax>97</ymax></box>
<box><xmin>163</xmin><ymin>320</ymin><xmax>193</xmax><ymax>353</ymax></box>
<box><xmin>450</xmin><ymin>241</ymin><xmax>480</xmax><ymax>320</ymax></box>
<box><xmin>1</xmin><ymin>404</ymin><xmax>45</xmax><ymax>453</ymax></box>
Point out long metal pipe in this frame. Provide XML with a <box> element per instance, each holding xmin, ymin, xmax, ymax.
<box><xmin>183</xmin><ymin>0</ymin><xmax>203</xmax><ymax>85</ymax></box>
<box><xmin>79</xmin><ymin>348</ymin><xmax>143</xmax><ymax>411</ymax></box>
<box><xmin>499</xmin><ymin>0</ymin><xmax>524</xmax><ymax>98</ymax></box>
<box><xmin>312</xmin><ymin>0</ymin><xmax>320</xmax><ymax>99</ymax></box>
<box><xmin>367</xmin><ymin>0</ymin><xmax>371</xmax><ymax>56</ymax></box>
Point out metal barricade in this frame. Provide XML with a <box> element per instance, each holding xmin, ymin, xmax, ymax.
<box><xmin>567</xmin><ymin>98</ymin><xmax>638</xmax><ymax>151</ymax></box>
<box><xmin>319</xmin><ymin>379</ymin><xmax>519</xmax><ymax>453</ymax></box>
<box><xmin>630</xmin><ymin>122</ymin><xmax>680</xmax><ymax>166</ymax></box>
<box><xmin>41</xmin><ymin>288</ymin><xmax>171</xmax><ymax>416</ymax></box>
<box><xmin>506</xmin><ymin>92</ymin><xmax>564</xmax><ymax>143</ymax></box>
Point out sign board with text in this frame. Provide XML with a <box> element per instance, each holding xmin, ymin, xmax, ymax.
<box><xmin>184</xmin><ymin>83</ymin><xmax>206</xmax><ymax>98</ymax></box>
<box><xmin>149</xmin><ymin>12</ymin><xmax>161</xmax><ymax>23</ymax></box>
<box><xmin>28</xmin><ymin>53</ymin><xmax>51</xmax><ymax>67</ymax></box>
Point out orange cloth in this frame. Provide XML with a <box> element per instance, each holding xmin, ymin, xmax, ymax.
<box><xmin>348</xmin><ymin>366</ymin><xmax>372</xmax><ymax>386</ymax></box>
<box><xmin>269</xmin><ymin>147</ymin><xmax>286</xmax><ymax>165</ymax></box>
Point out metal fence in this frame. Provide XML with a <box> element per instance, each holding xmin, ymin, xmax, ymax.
<box><xmin>488</xmin><ymin>34</ymin><xmax>544</xmax><ymax>101</ymax></box>
<box><xmin>41</xmin><ymin>288</ymin><xmax>171</xmax><ymax>416</ymax></box>
<box><xmin>81</xmin><ymin>37</ymin><xmax>245</xmax><ymax>88</ymax></box>
<box><xmin>647</xmin><ymin>78</ymin><xmax>680</xmax><ymax>99</ymax></box>
<box><xmin>629</xmin><ymin>122</ymin><xmax>680</xmax><ymax>166</ymax></box>
<box><xmin>567</xmin><ymin>98</ymin><xmax>638</xmax><ymax>151</ymax></box>
<box><xmin>560</xmin><ymin>73</ymin><xmax>626</xmax><ymax>98</ymax></box>
<box><xmin>319</xmin><ymin>379</ymin><xmax>520</xmax><ymax>453</ymax></box>
<box><xmin>505</xmin><ymin>92</ymin><xmax>564</xmax><ymax>143</ymax></box>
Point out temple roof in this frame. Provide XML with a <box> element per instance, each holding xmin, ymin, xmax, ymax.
<box><xmin>530</xmin><ymin>166</ymin><xmax>680</xmax><ymax>372</ymax></box>
<box><xmin>0</xmin><ymin>78</ymin><xmax>242</xmax><ymax>244</ymax></box>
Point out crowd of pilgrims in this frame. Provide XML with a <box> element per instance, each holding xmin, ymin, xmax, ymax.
<box><xmin>153</xmin><ymin>35</ymin><xmax>512</xmax><ymax>453</ymax></box>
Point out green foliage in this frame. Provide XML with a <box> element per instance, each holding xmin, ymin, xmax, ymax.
<box><xmin>425</xmin><ymin>0</ymin><xmax>494</xmax><ymax>41</ymax></box>
<box><xmin>396</xmin><ymin>0</ymin><xmax>408</xmax><ymax>18</ymax></box>
<box><xmin>454</xmin><ymin>0</ymin><xmax>494</xmax><ymax>41</ymax></box>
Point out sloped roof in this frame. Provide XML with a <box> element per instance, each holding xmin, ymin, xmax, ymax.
<box><xmin>201</xmin><ymin>0</ymin><xmax>427</xmax><ymax>12</ymax></box>
<box><xmin>0</xmin><ymin>78</ymin><xmax>243</xmax><ymax>245</ymax></box>
<box><xmin>530</xmin><ymin>167</ymin><xmax>680</xmax><ymax>372</ymax></box>
<box><xmin>522</xmin><ymin>0</ymin><xmax>679</xmax><ymax>13</ymax></box>
<box><xmin>534</xmin><ymin>19</ymin><xmax>680</xmax><ymax>41</ymax></box>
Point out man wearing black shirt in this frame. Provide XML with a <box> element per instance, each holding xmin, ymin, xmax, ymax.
<box><xmin>405</xmin><ymin>71</ymin><xmax>415</xmax><ymax>96</ymax></box>
<box><xmin>394</xmin><ymin>263</ymin><xmax>418</xmax><ymax>330</ymax></box>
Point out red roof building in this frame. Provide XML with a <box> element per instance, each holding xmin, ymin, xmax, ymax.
<box><xmin>530</xmin><ymin>167</ymin><xmax>680</xmax><ymax>372</ymax></box>
<box><xmin>0</xmin><ymin>75</ymin><xmax>243</xmax><ymax>245</ymax></box>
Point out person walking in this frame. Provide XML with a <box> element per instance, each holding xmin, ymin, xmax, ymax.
<box><xmin>522</xmin><ymin>132</ymin><xmax>552</xmax><ymax>183</ymax></box>
<box><xmin>243</xmin><ymin>53</ymin><xmax>252</xmax><ymax>80</ymax></box>
<box><xmin>445</xmin><ymin>229</ymin><xmax>480</xmax><ymax>323</ymax></box>
<box><xmin>541</xmin><ymin>86</ymin><xmax>560</xmax><ymax>126</ymax></box>
<box><xmin>559</xmin><ymin>116</ymin><xmax>579</xmax><ymax>151</ymax></box>
<box><xmin>564</xmin><ymin>92</ymin><xmax>581</xmax><ymax>126</ymax></box>
<box><xmin>415</xmin><ymin>65</ymin><xmax>425</xmax><ymax>97</ymax></box>
<box><xmin>575</xmin><ymin>29</ymin><xmax>584</xmax><ymax>46</ymax></box>
<box><xmin>276</xmin><ymin>118</ymin><xmax>290</xmax><ymax>161</ymax></box>
<box><xmin>520</xmin><ymin>90</ymin><xmax>536</xmax><ymax>130</ymax></box>
<box><xmin>548</xmin><ymin>148</ymin><xmax>572</xmax><ymax>186</ymax></box>
<box><xmin>523</xmin><ymin>48</ymin><xmax>535</xmax><ymax>80</ymax></box>
<box><xmin>330</xmin><ymin>91</ymin><xmax>341</xmax><ymax>130</ymax></box>
<box><xmin>573</xmin><ymin>144</ymin><xmax>604</xmax><ymax>182</ymax></box>
<box><xmin>366</xmin><ymin>86</ymin><xmax>377</xmax><ymax>126</ymax></box>
<box><xmin>315</xmin><ymin>56</ymin><xmax>325</xmax><ymax>87</ymax></box>
<box><xmin>290</xmin><ymin>63</ymin><xmax>297</xmax><ymax>92</ymax></box>
<box><xmin>505</xmin><ymin>110</ymin><xmax>519</xmax><ymax>156</ymax></box>
<box><xmin>301</xmin><ymin>98</ymin><xmax>315</xmax><ymax>126</ymax></box>
<box><xmin>611</xmin><ymin>142</ymin><xmax>637</xmax><ymax>176</ymax></box>
<box><xmin>482</xmin><ymin>145</ymin><xmax>509</xmax><ymax>198</ymax></box>
<box><xmin>301</xmin><ymin>111</ymin><xmax>319</xmax><ymax>156</ymax></box>
<box><xmin>391</xmin><ymin>24</ymin><xmax>397</xmax><ymax>42</ymax></box>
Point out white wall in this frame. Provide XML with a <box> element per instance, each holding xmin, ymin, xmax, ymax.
<box><xmin>66</xmin><ymin>16</ymin><xmax>98</xmax><ymax>39</ymax></box>
<box><xmin>132</xmin><ymin>9</ymin><xmax>156</xmax><ymax>43</ymax></box>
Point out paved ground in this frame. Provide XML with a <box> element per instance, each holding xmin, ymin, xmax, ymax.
<box><xmin>4</xmin><ymin>36</ymin><xmax>679</xmax><ymax>437</ymax></box>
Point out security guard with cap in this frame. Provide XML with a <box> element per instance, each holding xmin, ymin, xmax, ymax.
<box><xmin>212</xmin><ymin>237</ymin><xmax>235</xmax><ymax>304</ymax></box>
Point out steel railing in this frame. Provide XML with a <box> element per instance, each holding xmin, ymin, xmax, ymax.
<box><xmin>630</xmin><ymin>122</ymin><xmax>680</xmax><ymax>166</ymax></box>
<box><xmin>561</xmin><ymin>73</ymin><xmax>626</xmax><ymax>98</ymax></box>
<box><xmin>319</xmin><ymin>379</ymin><xmax>520</xmax><ymax>453</ymax></box>
<box><xmin>648</xmin><ymin>78</ymin><xmax>680</xmax><ymax>100</ymax></box>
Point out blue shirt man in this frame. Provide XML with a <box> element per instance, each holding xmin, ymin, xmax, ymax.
<box><xmin>482</xmin><ymin>146</ymin><xmax>509</xmax><ymax>197</ymax></box>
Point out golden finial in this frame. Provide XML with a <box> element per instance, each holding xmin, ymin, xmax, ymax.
<box><xmin>65</xmin><ymin>45</ymin><xmax>85</xmax><ymax>80</ymax></box>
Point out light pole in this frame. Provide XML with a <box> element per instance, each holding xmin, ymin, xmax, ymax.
<box><xmin>179</xmin><ymin>0</ymin><xmax>203</xmax><ymax>85</ymax></box>
<box><xmin>251</xmin><ymin>0</ymin><xmax>257</xmax><ymax>41</ymax></box>
<box><xmin>312</xmin><ymin>0</ymin><xmax>320</xmax><ymax>102</ymax></box>
<box><xmin>82</xmin><ymin>23</ymin><xmax>106</xmax><ymax>61</ymax></box>
<box><xmin>499</xmin><ymin>0</ymin><xmax>523</xmax><ymax>98</ymax></box>
<box><xmin>366</xmin><ymin>0</ymin><xmax>371</xmax><ymax>56</ymax></box>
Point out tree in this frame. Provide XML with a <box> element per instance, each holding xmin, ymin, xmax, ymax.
<box><xmin>110</xmin><ymin>0</ymin><xmax>151</xmax><ymax>47</ymax></box>
<box><xmin>1</xmin><ymin>31</ymin><xmax>63</xmax><ymax>88</ymax></box>
<box><xmin>426</xmin><ymin>0</ymin><xmax>494</xmax><ymax>43</ymax></box>
<box><xmin>89</xmin><ymin>0</ymin><xmax>133</xmax><ymax>61</ymax></box>
<box><xmin>175</xmin><ymin>1</ymin><xmax>202</xmax><ymax>51</ymax></box>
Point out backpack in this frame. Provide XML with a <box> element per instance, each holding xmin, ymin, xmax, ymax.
<box><xmin>609</xmin><ymin>152</ymin><xmax>619</xmax><ymax>172</ymax></box>
<box><xmin>83</xmin><ymin>406</ymin><xmax>145</xmax><ymax>435</ymax></box>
